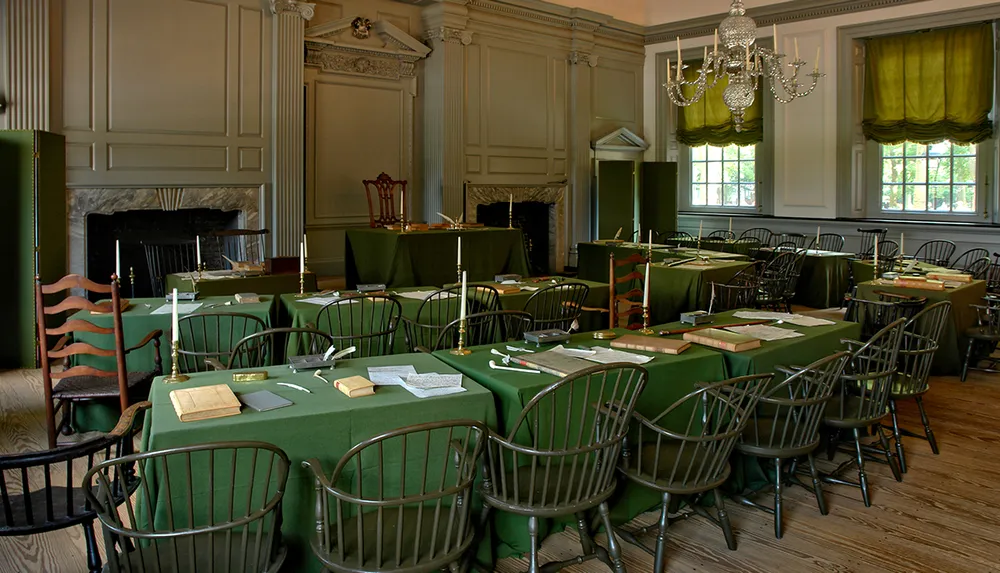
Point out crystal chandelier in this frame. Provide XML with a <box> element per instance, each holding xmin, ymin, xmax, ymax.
<box><xmin>664</xmin><ymin>0</ymin><xmax>824</xmax><ymax>132</ymax></box>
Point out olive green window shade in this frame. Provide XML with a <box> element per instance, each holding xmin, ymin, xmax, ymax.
<box><xmin>676</xmin><ymin>61</ymin><xmax>764</xmax><ymax>147</ymax></box>
<box><xmin>862</xmin><ymin>23</ymin><xmax>994</xmax><ymax>145</ymax></box>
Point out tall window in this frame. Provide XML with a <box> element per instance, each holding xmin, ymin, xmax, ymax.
<box><xmin>880</xmin><ymin>141</ymin><xmax>976</xmax><ymax>213</ymax></box>
<box><xmin>690</xmin><ymin>144</ymin><xmax>756</xmax><ymax>207</ymax></box>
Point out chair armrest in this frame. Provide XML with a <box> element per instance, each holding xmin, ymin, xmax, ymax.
<box><xmin>841</xmin><ymin>338</ymin><xmax>864</xmax><ymax>351</ymax></box>
<box><xmin>580</xmin><ymin>306</ymin><xmax>609</xmax><ymax>313</ymax></box>
<box><xmin>205</xmin><ymin>357</ymin><xmax>227</xmax><ymax>371</ymax></box>
<box><xmin>108</xmin><ymin>401</ymin><xmax>151</xmax><ymax>438</ymax></box>
<box><xmin>125</xmin><ymin>329</ymin><xmax>163</xmax><ymax>354</ymax></box>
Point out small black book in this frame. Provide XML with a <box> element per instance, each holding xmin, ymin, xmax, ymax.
<box><xmin>239</xmin><ymin>390</ymin><xmax>293</xmax><ymax>412</ymax></box>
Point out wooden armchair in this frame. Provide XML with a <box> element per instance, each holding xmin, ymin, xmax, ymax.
<box><xmin>363</xmin><ymin>172</ymin><xmax>407</xmax><ymax>228</ymax></box>
<box><xmin>609</xmin><ymin>252</ymin><xmax>648</xmax><ymax>330</ymax></box>
<box><xmin>35</xmin><ymin>275</ymin><xmax>162</xmax><ymax>448</ymax></box>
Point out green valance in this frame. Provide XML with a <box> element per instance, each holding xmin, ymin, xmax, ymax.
<box><xmin>862</xmin><ymin>23</ymin><xmax>994</xmax><ymax>145</ymax></box>
<box><xmin>676</xmin><ymin>61</ymin><xmax>763</xmax><ymax>147</ymax></box>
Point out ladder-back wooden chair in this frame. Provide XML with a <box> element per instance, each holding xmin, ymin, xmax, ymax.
<box><xmin>35</xmin><ymin>274</ymin><xmax>162</xmax><ymax>448</ymax></box>
<box><xmin>363</xmin><ymin>172</ymin><xmax>406</xmax><ymax>228</ymax></box>
<box><xmin>609</xmin><ymin>252</ymin><xmax>648</xmax><ymax>330</ymax></box>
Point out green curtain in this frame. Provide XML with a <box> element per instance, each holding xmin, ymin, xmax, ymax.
<box><xmin>862</xmin><ymin>23</ymin><xmax>994</xmax><ymax>145</ymax></box>
<box><xmin>676</xmin><ymin>60</ymin><xmax>763</xmax><ymax>146</ymax></box>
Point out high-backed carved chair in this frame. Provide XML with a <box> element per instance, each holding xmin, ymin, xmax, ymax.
<box><xmin>209</xmin><ymin>228</ymin><xmax>269</xmax><ymax>267</ymax></box>
<box><xmin>856</xmin><ymin>228</ymin><xmax>888</xmax><ymax>258</ymax></box>
<box><xmin>363</xmin><ymin>172</ymin><xmax>406</xmax><ymax>228</ymax></box>
<box><xmin>616</xmin><ymin>374</ymin><xmax>772</xmax><ymax>570</ymax></box>
<box><xmin>733</xmin><ymin>353</ymin><xmax>850</xmax><ymax>538</ymax></box>
<box><xmin>740</xmin><ymin>227</ymin><xmax>773</xmax><ymax>245</ymax></box>
<box><xmin>480</xmin><ymin>364</ymin><xmax>648</xmax><ymax>573</ymax></box>
<box><xmin>810</xmin><ymin>233</ymin><xmax>846</xmax><ymax>252</ymax></box>
<box><xmin>609</xmin><ymin>252</ymin><xmax>648</xmax><ymax>330</ymax></box>
<box><xmin>84</xmin><ymin>441</ymin><xmax>290</xmax><ymax>573</ymax></box>
<box><xmin>0</xmin><ymin>402</ymin><xmax>146</xmax><ymax>573</ymax></box>
<box><xmin>316</xmin><ymin>295</ymin><xmax>403</xmax><ymax>357</ymax></box>
<box><xmin>402</xmin><ymin>285</ymin><xmax>502</xmax><ymax>352</ymax></box>
<box><xmin>522</xmin><ymin>282</ymin><xmax>589</xmax><ymax>331</ymax></box>
<box><xmin>35</xmin><ymin>274</ymin><xmax>162</xmax><ymax>448</ymax></box>
<box><xmin>304</xmin><ymin>420</ymin><xmax>488</xmax><ymax>572</ymax></box>
<box><xmin>910</xmin><ymin>239</ymin><xmax>956</xmax><ymax>267</ymax></box>
<box><xmin>142</xmin><ymin>240</ymin><xmax>197</xmax><ymax>298</ymax></box>
<box><xmin>177</xmin><ymin>312</ymin><xmax>268</xmax><ymax>373</ymax></box>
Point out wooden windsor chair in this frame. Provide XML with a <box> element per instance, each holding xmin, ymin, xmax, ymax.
<box><xmin>911</xmin><ymin>239</ymin><xmax>956</xmax><ymax>266</ymax></box>
<box><xmin>809</xmin><ymin>233</ymin><xmax>845</xmax><ymax>252</ymax></box>
<box><xmin>177</xmin><ymin>312</ymin><xmax>268</xmax><ymax>373</ymax></box>
<box><xmin>315</xmin><ymin>294</ymin><xmax>403</xmax><ymax>357</ymax></box>
<box><xmin>401</xmin><ymin>285</ymin><xmax>501</xmax><ymax>352</ymax></box>
<box><xmin>739</xmin><ymin>227</ymin><xmax>772</xmax><ymax>245</ymax></box>
<box><xmin>427</xmin><ymin>310</ymin><xmax>533</xmax><ymax>352</ymax></box>
<box><xmin>219</xmin><ymin>327</ymin><xmax>336</xmax><ymax>369</ymax></box>
<box><xmin>522</xmin><ymin>281</ymin><xmax>589</xmax><ymax>331</ymax></box>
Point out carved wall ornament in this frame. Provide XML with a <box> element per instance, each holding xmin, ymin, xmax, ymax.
<box><xmin>351</xmin><ymin>17</ymin><xmax>372</xmax><ymax>39</ymax></box>
<box><xmin>269</xmin><ymin>0</ymin><xmax>315</xmax><ymax>21</ymax></box>
<box><xmin>305</xmin><ymin>17</ymin><xmax>430</xmax><ymax>79</ymax></box>
<box><xmin>424</xmin><ymin>27</ymin><xmax>473</xmax><ymax>46</ymax></box>
<box><xmin>569</xmin><ymin>51</ymin><xmax>599</xmax><ymax>67</ymax></box>
<box><xmin>156</xmin><ymin>188</ymin><xmax>184</xmax><ymax>211</ymax></box>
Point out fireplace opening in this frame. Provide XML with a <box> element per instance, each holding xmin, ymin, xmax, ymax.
<box><xmin>86</xmin><ymin>209</ymin><xmax>241</xmax><ymax>299</ymax></box>
<box><xmin>476</xmin><ymin>201</ymin><xmax>552</xmax><ymax>276</ymax></box>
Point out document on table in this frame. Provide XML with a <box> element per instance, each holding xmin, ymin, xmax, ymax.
<box><xmin>151</xmin><ymin>303</ymin><xmax>203</xmax><ymax>315</ymax></box>
<box><xmin>298</xmin><ymin>297</ymin><xmax>357</xmax><ymax>306</ymax></box>
<box><xmin>367</xmin><ymin>365</ymin><xmax>417</xmax><ymax>385</ymax></box>
<box><xmin>733</xmin><ymin>311</ymin><xmax>797</xmax><ymax>321</ymax></box>
<box><xmin>394</xmin><ymin>290</ymin><xmax>456</xmax><ymax>301</ymax></box>
<box><xmin>725</xmin><ymin>325</ymin><xmax>805</xmax><ymax>341</ymax></box>
<box><xmin>176</xmin><ymin>271</ymin><xmax>234</xmax><ymax>281</ymax></box>
<box><xmin>550</xmin><ymin>346</ymin><xmax>597</xmax><ymax>358</ymax></box>
<box><xmin>366</xmin><ymin>365</ymin><xmax>465</xmax><ymax>398</ymax></box>
<box><xmin>784</xmin><ymin>316</ymin><xmax>835</xmax><ymax>327</ymax></box>
<box><xmin>583</xmin><ymin>347</ymin><xmax>655</xmax><ymax>365</ymax></box>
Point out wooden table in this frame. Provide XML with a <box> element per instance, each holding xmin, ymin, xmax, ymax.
<box><xmin>166</xmin><ymin>270</ymin><xmax>318</xmax><ymax>297</ymax></box>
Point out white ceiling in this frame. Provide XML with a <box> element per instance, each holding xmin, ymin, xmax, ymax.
<box><xmin>543</xmin><ymin>0</ymin><xmax>791</xmax><ymax>27</ymax></box>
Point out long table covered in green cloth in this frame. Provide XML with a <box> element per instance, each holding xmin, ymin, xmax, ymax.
<box><xmin>166</xmin><ymin>271</ymin><xmax>318</xmax><ymax>297</ymax></box>
<box><xmin>71</xmin><ymin>295</ymin><xmax>276</xmax><ymax>432</ymax></box>
<box><xmin>140</xmin><ymin>354</ymin><xmax>498</xmax><ymax>573</ymax></box>
<box><xmin>345</xmin><ymin>227</ymin><xmax>531</xmax><ymax>288</ymax></box>
<box><xmin>756</xmin><ymin>249</ymin><xmax>854</xmax><ymax>309</ymax></box>
<box><xmin>855</xmin><ymin>279</ymin><xmax>986</xmax><ymax>375</ymax></box>
<box><xmin>851</xmin><ymin>260</ymin><xmax>949</xmax><ymax>285</ymax></box>
<box><xmin>433</xmin><ymin>330</ymin><xmax>728</xmax><ymax>557</ymax></box>
<box><xmin>576</xmin><ymin>241</ymin><xmax>746</xmax><ymax>282</ymax></box>
<box><xmin>644</xmin><ymin>259</ymin><xmax>751</xmax><ymax>323</ymax></box>
<box><xmin>652</xmin><ymin>309</ymin><xmax>861</xmax><ymax>377</ymax></box>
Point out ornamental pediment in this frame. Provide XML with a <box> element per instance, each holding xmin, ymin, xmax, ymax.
<box><xmin>592</xmin><ymin>127</ymin><xmax>649</xmax><ymax>152</ymax></box>
<box><xmin>305</xmin><ymin>17</ymin><xmax>431</xmax><ymax>58</ymax></box>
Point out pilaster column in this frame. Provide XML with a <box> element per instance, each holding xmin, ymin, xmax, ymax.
<box><xmin>0</xmin><ymin>0</ymin><xmax>50</xmax><ymax>130</ymax></box>
<box><xmin>568</xmin><ymin>28</ymin><xmax>599</xmax><ymax>247</ymax></box>
<box><xmin>270</xmin><ymin>0</ymin><xmax>314</xmax><ymax>255</ymax></box>
<box><xmin>422</xmin><ymin>1</ymin><xmax>470</xmax><ymax>221</ymax></box>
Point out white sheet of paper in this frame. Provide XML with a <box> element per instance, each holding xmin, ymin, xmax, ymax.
<box><xmin>151</xmin><ymin>303</ymin><xmax>202</xmax><ymax>315</ymax></box>
<box><xmin>405</xmin><ymin>373</ymin><xmax>463</xmax><ymax>389</ymax></box>
<box><xmin>394</xmin><ymin>290</ymin><xmax>456</xmax><ymax>301</ymax></box>
<box><xmin>733</xmin><ymin>311</ymin><xmax>798</xmax><ymax>321</ymax></box>
<box><xmin>298</xmin><ymin>297</ymin><xmax>358</xmax><ymax>306</ymax></box>
<box><xmin>785</xmin><ymin>316</ymin><xmax>835</xmax><ymax>327</ymax></box>
<box><xmin>582</xmin><ymin>347</ymin><xmax>654</xmax><ymax>365</ymax></box>
<box><xmin>551</xmin><ymin>345</ymin><xmax>597</xmax><ymax>358</ymax></box>
<box><xmin>403</xmin><ymin>385</ymin><xmax>467</xmax><ymax>399</ymax></box>
<box><xmin>726</xmin><ymin>325</ymin><xmax>805</xmax><ymax>341</ymax></box>
<box><xmin>367</xmin><ymin>365</ymin><xmax>417</xmax><ymax>386</ymax></box>
<box><xmin>520</xmin><ymin>286</ymin><xmax>540</xmax><ymax>292</ymax></box>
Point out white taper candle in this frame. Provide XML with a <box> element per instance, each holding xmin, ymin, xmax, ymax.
<box><xmin>698</xmin><ymin>221</ymin><xmax>703</xmax><ymax>241</ymax></box>
<box><xmin>300</xmin><ymin>242</ymin><xmax>305</xmax><ymax>274</ymax></box>
<box><xmin>195</xmin><ymin>236</ymin><xmax>201</xmax><ymax>268</ymax></box>
<box><xmin>901</xmin><ymin>232</ymin><xmax>905</xmax><ymax>257</ymax></box>
<box><xmin>115</xmin><ymin>239</ymin><xmax>120</xmax><ymax>278</ymax></box>
<box><xmin>648</xmin><ymin>230</ymin><xmax>653</xmax><ymax>252</ymax></box>
<box><xmin>874</xmin><ymin>235</ymin><xmax>880</xmax><ymax>271</ymax></box>
<box><xmin>171</xmin><ymin>288</ymin><xmax>179</xmax><ymax>343</ymax></box>
<box><xmin>457</xmin><ymin>236</ymin><xmax>462</xmax><ymax>266</ymax></box>
<box><xmin>460</xmin><ymin>271</ymin><xmax>468</xmax><ymax>322</ymax></box>
<box><xmin>643</xmin><ymin>262</ymin><xmax>651</xmax><ymax>309</ymax></box>
<box><xmin>303</xmin><ymin>233</ymin><xmax>308</xmax><ymax>259</ymax></box>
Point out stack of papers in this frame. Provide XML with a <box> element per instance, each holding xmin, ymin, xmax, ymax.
<box><xmin>367</xmin><ymin>365</ymin><xmax>466</xmax><ymax>398</ymax></box>
<box><xmin>151</xmin><ymin>303</ymin><xmax>203</xmax><ymax>315</ymax></box>
<box><xmin>298</xmin><ymin>296</ymin><xmax>358</xmax><ymax>306</ymax></box>
<box><xmin>551</xmin><ymin>345</ymin><xmax>654</xmax><ymax>365</ymax></box>
<box><xmin>732</xmin><ymin>311</ymin><xmax>835</xmax><ymax>327</ymax></box>
<box><xmin>725</xmin><ymin>325</ymin><xmax>805</xmax><ymax>341</ymax></box>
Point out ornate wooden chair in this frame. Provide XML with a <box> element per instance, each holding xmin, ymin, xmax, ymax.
<box><xmin>616</xmin><ymin>373</ymin><xmax>771</xmax><ymax>570</ymax></box>
<box><xmin>708</xmin><ymin>230</ymin><xmax>735</xmax><ymax>240</ymax></box>
<box><xmin>479</xmin><ymin>364</ymin><xmax>648</xmax><ymax>573</ymax></box>
<box><xmin>401</xmin><ymin>285</ymin><xmax>502</xmax><ymax>352</ymax></box>
<box><xmin>208</xmin><ymin>228</ymin><xmax>269</xmax><ymax>267</ymax></box>
<box><xmin>961</xmin><ymin>295</ymin><xmax>1000</xmax><ymax>381</ymax></box>
<box><xmin>427</xmin><ymin>310</ymin><xmax>533</xmax><ymax>352</ymax></box>
<box><xmin>911</xmin><ymin>239</ymin><xmax>956</xmax><ymax>266</ymax></box>
<box><xmin>522</xmin><ymin>282</ymin><xmax>590</xmax><ymax>331</ymax></box>
<box><xmin>35</xmin><ymin>274</ymin><xmax>162</xmax><ymax>448</ymax></box>
<box><xmin>810</xmin><ymin>233</ymin><xmax>845</xmax><ymax>252</ymax></box>
<box><xmin>888</xmin><ymin>301</ymin><xmax>951</xmax><ymax>473</ymax></box>
<box><xmin>84</xmin><ymin>441</ymin><xmax>290</xmax><ymax>573</ymax></box>
<box><xmin>142</xmin><ymin>240</ymin><xmax>198</xmax><ymax>298</ymax></box>
<box><xmin>950</xmin><ymin>248</ymin><xmax>989</xmax><ymax>273</ymax></box>
<box><xmin>609</xmin><ymin>252</ymin><xmax>648</xmax><ymax>330</ymax></box>
<box><xmin>304</xmin><ymin>420</ymin><xmax>488</xmax><ymax>572</ymax></box>
<box><xmin>856</xmin><ymin>228</ymin><xmax>888</xmax><ymax>258</ymax></box>
<box><xmin>177</xmin><ymin>312</ymin><xmax>268</xmax><ymax>373</ymax></box>
<box><xmin>733</xmin><ymin>353</ymin><xmax>850</xmax><ymax>538</ymax></box>
<box><xmin>316</xmin><ymin>294</ymin><xmax>403</xmax><ymax>357</ymax></box>
<box><xmin>0</xmin><ymin>402</ymin><xmax>147</xmax><ymax>573</ymax></box>
<box><xmin>363</xmin><ymin>172</ymin><xmax>406</xmax><ymax>228</ymax></box>
<box><xmin>822</xmin><ymin>319</ymin><xmax>906</xmax><ymax>507</ymax></box>
<box><xmin>740</xmin><ymin>227</ymin><xmax>773</xmax><ymax>245</ymax></box>
<box><xmin>222</xmin><ymin>327</ymin><xmax>336</xmax><ymax>369</ymax></box>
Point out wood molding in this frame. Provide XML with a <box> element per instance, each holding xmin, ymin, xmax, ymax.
<box><xmin>645</xmin><ymin>0</ymin><xmax>932</xmax><ymax>44</ymax></box>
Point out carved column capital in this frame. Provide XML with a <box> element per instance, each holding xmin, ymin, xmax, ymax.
<box><xmin>569</xmin><ymin>51</ymin><xmax>598</xmax><ymax>67</ymax></box>
<box><xmin>269</xmin><ymin>0</ymin><xmax>315</xmax><ymax>21</ymax></box>
<box><xmin>424</xmin><ymin>27</ymin><xmax>473</xmax><ymax>45</ymax></box>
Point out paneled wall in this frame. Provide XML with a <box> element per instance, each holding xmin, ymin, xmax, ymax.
<box><xmin>59</xmin><ymin>0</ymin><xmax>272</xmax><ymax>187</ymax></box>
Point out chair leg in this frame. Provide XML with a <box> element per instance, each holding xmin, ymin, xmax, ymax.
<box><xmin>807</xmin><ymin>453</ymin><xmax>828</xmax><ymax>516</ymax></box>
<box><xmin>82</xmin><ymin>519</ymin><xmax>102</xmax><ymax>573</ymax></box>
<box><xmin>916</xmin><ymin>396</ymin><xmax>939</xmax><ymax>454</ymax></box>
<box><xmin>653</xmin><ymin>492</ymin><xmax>671</xmax><ymax>573</ymax></box>
<box><xmin>888</xmin><ymin>400</ymin><xmax>907</xmax><ymax>474</ymax></box>
<box><xmin>961</xmin><ymin>339</ymin><xmax>975</xmax><ymax>382</ymax></box>
<box><xmin>853</xmin><ymin>428</ymin><xmax>871</xmax><ymax>507</ymax></box>
<box><xmin>713</xmin><ymin>488</ymin><xmax>737</xmax><ymax>551</ymax></box>
<box><xmin>876</xmin><ymin>424</ymin><xmax>903</xmax><ymax>483</ymax></box>
<box><xmin>576</xmin><ymin>512</ymin><xmax>595</xmax><ymax>555</ymax></box>
<box><xmin>597</xmin><ymin>502</ymin><xmax>626</xmax><ymax>573</ymax></box>
<box><xmin>773</xmin><ymin>458</ymin><xmax>784</xmax><ymax>539</ymax></box>
<box><xmin>527</xmin><ymin>516</ymin><xmax>541</xmax><ymax>573</ymax></box>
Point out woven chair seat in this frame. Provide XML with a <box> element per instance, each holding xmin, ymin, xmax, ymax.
<box><xmin>110</xmin><ymin>530</ymin><xmax>285</xmax><ymax>573</ymax></box>
<box><xmin>629</xmin><ymin>442</ymin><xmax>730</xmax><ymax>495</ymax></box>
<box><xmin>313</xmin><ymin>506</ymin><xmax>470</xmax><ymax>572</ymax></box>
<box><xmin>52</xmin><ymin>370</ymin><xmax>154</xmax><ymax>400</ymax></box>
<box><xmin>736</xmin><ymin>420</ymin><xmax>821</xmax><ymax>458</ymax></box>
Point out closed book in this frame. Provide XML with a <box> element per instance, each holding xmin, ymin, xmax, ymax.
<box><xmin>169</xmin><ymin>384</ymin><xmax>242</xmax><ymax>422</ymax></box>
<box><xmin>235</xmin><ymin>292</ymin><xmax>260</xmax><ymax>303</ymax></box>
<box><xmin>683</xmin><ymin>329</ymin><xmax>761</xmax><ymax>352</ymax></box>
<box><xmin>517</xmin><ymin>350</ymin><xmax>592</xmax><ymax>377</ymax></box>
<box><xmin>488</xmin><ymin>283</ymin><xmax>522</xmax><ymax>295</ymax></box>
<box><xmin>926</xmin><ymin>272</ymin><xmax>972</xmax><ymax>283</ymax></box>
<box><xmin>239</xmin><ymin>390</ymin><xmax>292</xmax><ymax>412</ymax></box>
<box><xmin>333</xmin><ymin>375</ymin><xmax>375</xmax><ymax>398</ymax></box>
<box><xmin>611</xmin><ymin>335</ymin><xmax>690</xmax><ymax>355</ymax></box>
<box><xmin>893</xmin><ymin>278</ymin><xmax>945</xmax><ymax>291</ymax></box>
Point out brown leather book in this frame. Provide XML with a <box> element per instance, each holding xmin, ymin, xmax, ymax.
<box><xmin>893</xmin><ymin>278</ymin><xmax>945</xmax><ymax>290</ymax></box>
<box><xmin>169</xmin><ymin>384</ymin><xmax>242</xmax><ymax>422</ymax></box>
<box><xmin>683</xmin><ymin>329</ymin><xmax>761</xmax><ymax>352</ymax></box>
<box><xmin>488</xmin><ymin>283</ymin><xmax>522</xmax><ymax>295</ymax></box>
<box><xmin>611</xmin><ymin>334</ymin><xmax>690</xmax><ymax>355</ymax></box>
<box><xmin>926</xmin><ymin>272</ymin><xmax>972</xmax><ymax>283</ymax></box>
<box><xmin>333</xmin><ymin>375</ymin><xmax>375</xmax><ymax>398</ymax></box>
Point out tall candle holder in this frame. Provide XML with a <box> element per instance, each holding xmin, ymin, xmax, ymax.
<box><xmin>456</xmin><ymin>263</ymin><xmax>462</xmax><ymax>285</ymax></box>
<box><xmin>163</xmin><ymin>340</ymin><xmax>189</xmax><ymax>383</ymax></box>
<box><xmin>294</xmin><ymin>271</ymin><xmax>307</xmax><ymax>298</ymax></box>
<box><xmin>450</xmin><ymin>317</ymin><xmax>472</xmax><ymax>355</ymax></box>
<box><xmin>129</xmin><ymin>266</ymin><xmax>136</xmax><ymax>298</ymax></box>
<box><xmin>639</xmin><ymin>307</ymin><xmax>654</xmax><ymax>335</ymax></box>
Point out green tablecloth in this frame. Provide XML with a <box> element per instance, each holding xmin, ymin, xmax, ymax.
<box><xmin>855</xmin><ymin>279</ymin><xmax>986</xmax><ymax>375</ymax></box>
<box><xmin>667</xmin><ymin>237</ymin><xmax>740</xmax><ymax>254</ymax></box>
<box><xmin>434</xmin><ymin>330</ymin><xmax>728</xmax><ymax>556</ymax></box>
<box><xmin>345</xmin><ymin>227</ymin><xmax>531</xmax><ymax>288</ymax></box>
<box><xmin>166</xmin><ymin>271</ymin><xmax>318</xmax><ymax>297</ymax></box>
<box><xmin>651</xmin><ymin>309</ymin><xmax>861</xmax><ymax>377</ymax></box>
<box><xmin>140</xmin><ymin>354</ymin><xmax>498</xmax><ymax>573</ymax></box>
<box><xmin>850</xmin><ymin>260</ymin><xmax>949</xmax><ymax>285</ymax></box>
<box><xmin>756</xmin><ymin>249</ymin><xmax>853</xmax><ymax>309</ymax></box>
<box><xmin>71</xmin><ymin>296</ymin><xmax>275</xmax><ymax>432</ymax></box>
<box><xmin>645</xmin><ymin>259</ymin><xmax>751</xmax><ymax>324</ymax></box>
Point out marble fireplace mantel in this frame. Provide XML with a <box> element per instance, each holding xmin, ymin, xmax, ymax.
<box><xmin>465</xmin><ymin>183</ymin><xmax>568</xmax><ymax>273</ymax></box>
<box><xmin>67</xmin><ymin>186</ymin><xmax>262</xmax><ymax>277</ymax></box>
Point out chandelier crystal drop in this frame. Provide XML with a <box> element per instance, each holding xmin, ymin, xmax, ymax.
<box><xmin>664</xmin><ymin>0</ymin><xmax>824</xmax><ymax>132</ymax></box>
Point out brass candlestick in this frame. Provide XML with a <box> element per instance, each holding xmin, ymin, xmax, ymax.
<box><xmin>456</xmin><ymin>263</ymin><xmax>462</xmax><ymax>285</ymax></box>
<box><xmin>129</xmin><ymin>266</ymin><xmax>136</xmax><ymax>298</ymax></box>
<box><xmin>450</xmin><ymin>318</ymin><xmax>472</xmax><ymax>355</ymax></box>
<box><xmin>639</xmin><ymin>307</ymin><xmax>654</xmax><ymax>335</ymax></box>
<box><xmin>163</xmin><ymin>340</ymin><xmax>189</xmax><ymax>383</ymax></box>
<box><xmin>294</xmin><ymin>271</ymin><xmax>308</xmax><ymax>298</ymax></box>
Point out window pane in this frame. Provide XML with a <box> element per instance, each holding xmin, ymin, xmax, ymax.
<box><xmin>928</xmin><ymin>185</ymin><xmax>950</xmax><ymax>211</ymax></box>
<box><xmin>707</xmin><ymin>146</ymin><xmax>723</xmax><ymax>161</ymax></box>
<box><xmin>904</xmin><ymin>157</ymin><xmax>927</xmax><ymax>183</ymax></box>
<box><xmin>904</xmin><ymin>142</ymin><xmax>926</xmax><ymax>156</ymax></box>
<box><xmin>905</xmin><ymin>185</ymin><xmax>927</xmax><ymax>211</ymax></box>
<box><xmin>707</xmin><ymin>184</ymin><xmax>723</xmax><ymax>206</ymax></box>
<box><xmin>883</xmin><ymin>158</ymin><xmax>903</xmax><ymax>183</ymax></box>
<box><xmin>692</xmin><ymin>146</ymin><xmax>707</xmax><ymax>161</ymax></box>
<box><xmin>953</xmin><ymin>185</ymin><xmax>976</xmax><ymax>212</ymax></box>
<box><xmin>953</xmin><ymin>156</ymin><xmax>976</xmax><ymax>183</ymax></box>
<box><xmin>707</xmin><ymin>161</ymin><xmax>723</xmax><ymax>183</ymax></box>
<box><xmin>882</xmin><ymin>185</ymin><xmax>903</xmax><ymax>210</ymax></box>
<box><xmin>722</xmin><ymin>162</ymin><xmax>739</xmax><ymax>183</ymax></box>
<box><xmin>693</xmin><ymin>162</ymin><xmax>707</xmax><ymax>183</ymax></box>
<box><xmin>882</xmin><ymin>143</ymin><xmax>904</xmax><ymax>157</ymax></box>
<box><xmin>723</xmin><ymin>184</ymin><xmax>739</xmax><ymax>205</ymax></box>
<box><xmin>739</xmin><ymin>160</ymin><xmax>755</xmax><ymax>183</ymax></box>
<box><xmin>952</xmin><ymin>144</ymin><xmax>975</xmax><ymax>156</ymax></box>
<box><xmin>740</xmin><ymin>145</ymin><xmax>755</xmax><ymax>160</ymax></box>
<box><xmin>928</xmin><ymin>141</ymin><xmax>951</xmax><ymax>156</ymax></box>
<box><xmin>740</xmin><ymin>184</ymin><xmax>756</xmax><ymax>206</ymax></box>
<box><xmin>927</xmin><ymin>158</ymin><xmax>951</xmax><ymax>183</ymax></box>
<box><xmin>723</xmin><ymin>145</ymin><xmax>739</xmax><ymax>160</ymax></box>
<box><xmin>692</xmin><ymin>184</ymin><xmax>707</xmax><ymax>205</ymax></box>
